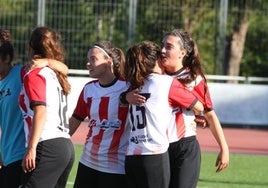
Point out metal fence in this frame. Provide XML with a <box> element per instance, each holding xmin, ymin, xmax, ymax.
<box><xmin>1</xmin><ymin>0</ymin><xmax>268</xmax><ymax>72</ymax></box>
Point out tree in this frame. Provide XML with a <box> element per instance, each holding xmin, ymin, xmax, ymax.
<box><xmin>225</xmin><ymin>0</ymin><xmax>249</xmax><ymax>81</ymax></box>
<box><xmin>93</xmin><ymin>0</ymin><xmax>119</xmax><ymax>41</ymax></box>
<box><xmin>225</xmin><ymin>0</ymin><xmax>267</xmax><ymax>79</ymax></box>
<box><xmin>240</xmin><ymin>0</ymin><xmax>268</xmax><ymax>77</ymax></box>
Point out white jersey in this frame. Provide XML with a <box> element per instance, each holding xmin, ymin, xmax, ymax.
<box><xmin>72</xmin><ymin>78</ymin><xmax>130</xmax><ymax>174</ymax></box>
<box><xmin>19</xmin><ymin>67</ymin><xmax>70</xmax><ymax>146</ymax></box>
<box><xmin>126</xmin><ymin>73</ymin><xmax>198</xmax><ymax>155</ymax></box>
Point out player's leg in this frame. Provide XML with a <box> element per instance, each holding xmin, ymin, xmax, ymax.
<box><xmin>74</xmin><ymin>163</ymin><xmax>99</xmax><ymax>188</ymax></box>
<box><xmin>169</xmin><ymin>136</ymin><xmax>201</xmax><ymax>188</ymax></box>
<box><xmin>1</xmin><ymin>160</ymin><xmax>23</xmax><ymax>188</ymax></box>
<box><xmin>168</xmin><ymin>140</ymin><xmax>183</xmax><ymax>188</ymax></box>
<box><xmin>125</xmin><ymin>152</ymin><xmax>170</xmax><ymax>188</ymax></box>
<box><xmin>98</xmin><ymin>170</ymin><xmax>127</xmax><ymax>188</ymax></box>
<box><xmin>125</xmin><ymin>155</ymin><xmax>140</xmax><ymax>188</ymax></box>
<box><xmin>55</xmin><ymin>138</ymin><xmax>75</xmax><ymax>188</ymax></box>
<box><xmin>0</xmin><ymin>165</ymin><xmax>3</xmax><ymax>187</ymax></box>
<box><xmin>22</xmin><ymin>138</ymin><xmax>74</xmax><ymax>188</ymax></box>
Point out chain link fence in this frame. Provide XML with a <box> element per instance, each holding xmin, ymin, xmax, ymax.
<box><xmin>1</xmin><ymin>0</ymin><xmax>267</xmax><ymax>73</ymax></box>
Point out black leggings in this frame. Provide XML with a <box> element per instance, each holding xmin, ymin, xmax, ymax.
<box><xmin>74</xmin><ymin>162</ymin><xmax>127</xmax><ymax>188</ymax></box>
<box><xmin>21</xmin><ymin>137</ymin><xmax>75</xmax><ymax>188</ymax></box>
<box><xmin>0</xmin><ymin>160</ymin><xmax>23</xmax><ymax>188</ymax></box>
<box><xmin>168</xmin><ymin>136</ymin><xmax>201</xmax><ymax>188</ymax></box>
<box><xmin>125</xmin><ymin>151</ymin><xmax>170</xmax><ymax>188</ymax></box>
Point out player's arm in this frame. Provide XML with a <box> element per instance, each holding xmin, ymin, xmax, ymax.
<box><xmin>22</xmin><ymin>105</ymin><xmax>46</xmax><ymax>173</ymax></box>
<box><xmin>22</xmin><ymin>71</ymin><xmax>48</xmax><ymax>173</ymax></box>
<box><xmin>68</xmin><ymin>116</ymin><xmax>82</xmax><ymax>136</ymax></box>
<box><xmin>192</xmin><ymin>77</ymin><xmax>229</xmax><ymax>171</ymax></box>
<box><xmin>191</xmin><ymin>100</ymin><xmax>204</xmax><ymax>115</ymax></box>
<box><xmin>169</xmin><ymin>78</ymin><xmax>204</xmax><ymax>113</ymax></box>
<box><xmin>205</xmin><ymin>110</ymin><xmax>229</xmax><ymax>172</ymax></box>
<box><xmin>119</xmin><ymin>88</ymin><xmax>147</xmax><ymax>106</ymax></box>
<box><xmin>68</xmin><ymin>88</ymin><xmax>88</xmax><ymax>136</ymax></box>
<box><xmin>32</xmin><ymin>58</ymin><xmax>69</xmax><ymax>75</ymax></box>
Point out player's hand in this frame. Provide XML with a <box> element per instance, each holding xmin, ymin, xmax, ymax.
<box><xmin>126</xmin><ymin>88</ymin><xmax>146</xmax><ymax>106</ymax></box>
<box><xmin>215</xmin><ymin>150</ymin><xmax>229</xmax><ymax>172</ymax></box>
<box><xmin>194</xmin><ymin>114</ymin><xmax>207</xmax><ymax>128</ymax></box>
<box><xmin>22</xmin><ymin>148</ymin><xmax>36</xmax><ymax>173</ymax></box>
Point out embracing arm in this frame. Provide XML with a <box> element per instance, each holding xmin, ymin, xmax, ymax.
<box><xmin>32</xmin><ymin>58</ymin><xmax>69</xmax><ymax>75</ymax></box>
<box><xmin>120</xmin><ymin>88</ymin><xmax>147</xmax><ymax>106</ymax></box>
<box><xmin>205</xmin><ymin>110</ymin><xmax>229</xmax><ymax>172</ymax></box>
<box><xmin>48</xmin><ymin>59</ymin><xmax>69</xmax><ymax>75</ymax></box>
<box><xmin>191</xmin><ymin>100</ymin><xmax>204</xmax><ymax>115</ymax></box>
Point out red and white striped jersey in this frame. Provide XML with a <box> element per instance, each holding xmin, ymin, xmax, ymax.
<box><xmin>168</xmin><ymin>68</ymin><xmax>213</xmax><ymax>143</ymax></box>
<box><xmin>72</xmin><ymin>78</ymin><xmax>130</xmax><ymax>174</ymax></box>
<box><xmin>126</xmin><ymin>73</ymin><xmax>198</xmax><ymax>156</ymax></box>
<box><xmin>19</xmin><ymin>67</ymin><xmax>70</xmax><ymax>147</ymax></box>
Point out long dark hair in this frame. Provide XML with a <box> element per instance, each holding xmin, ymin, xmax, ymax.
<box><xmin>124</xmin><ymin>41</ymin><xmax>161</xmax><ymax>90</ymax></box>
<box><xmin>164</xmin><ymin>29</ymin><xmax>206</xmax><ymax>85</ymax></box>
<box><xmin>29</xmin><ymin>27</ymin><xmax>70</xmax><ymax>95</ymax></box>
<box><xmin>165</xmin><ymin>29</ymin><xmax>211</xmax><ymax>109</ymax></box>
<box><xmin>0</xmin><ymin>29</ymin><xmax>14</xmax><ymax>64</ymax></box>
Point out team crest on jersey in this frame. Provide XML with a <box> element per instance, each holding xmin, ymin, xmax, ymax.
<box><xmin>89</xmin><ymin>119</ymin><xmax>122</xmax><ymax>130</ymax></box>
<box><xmin>0</xmin><ymin>88</ymin><xmax>11</xmax><ymax>100</ymax></box>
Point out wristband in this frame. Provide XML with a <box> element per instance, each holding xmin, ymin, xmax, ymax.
<box><xmin>119</xmin><ymin>91</ymin><xmax>129</xmax><ymax>104</ymax></box>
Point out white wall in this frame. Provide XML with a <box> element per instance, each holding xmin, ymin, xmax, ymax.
<box><xmin>67</xmin><ymin>76</ymin><xmax>93</xmax><ymax>117</ymax></box>
<box><xmin>208</xmin><ymin>83</ymin><xmax>268</xmax><ymax>127</ymax></box>
<box><xmin>67</xmin><ymin>76</ymin><xmax>268</xmax><ymax>127</ymax></box>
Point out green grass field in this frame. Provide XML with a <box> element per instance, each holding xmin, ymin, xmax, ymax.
<box><xmin>66</xmin><ymin>144</ymin><xmax>268</xmax><ymax>188</ymax></box>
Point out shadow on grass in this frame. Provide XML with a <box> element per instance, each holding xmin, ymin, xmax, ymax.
<box><xmin>199</xmin><ymin>178</ymin><xmax>268</xmax><ymax>187</ymax></box>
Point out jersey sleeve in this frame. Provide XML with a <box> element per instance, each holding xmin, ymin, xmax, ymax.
<box><xmin>192</xmin><ymin>78</ymin><xmax>213</xmax><ymax>111</ymax></box>
<box><xmin>72</xmin><ymin>88</ymin><xmax>88</xmax><ymax>121</ymax></box>
<box><xmin>169</xmin><ymin>78</ymin><xmax>198</xmax><ymax>110</ymax></box>
<box><xmin>24</xmin><ymin>70</ymin><xmax>46</xmax><ymax>109</ymax></box>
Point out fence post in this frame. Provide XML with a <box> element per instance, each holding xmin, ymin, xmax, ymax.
<box><xmin>127</xmin><ymin>0</ymin><xmax>137</xmax><ymax>48</ymax></box>
<box><xmin>34</xmin><ymin>0</ymin><xmax>46</xmax><ymax>26</ymax></box>
<box><xmin>214</xmin><ymin>0</ymin><xmax>228</xmax><ymax>75</ymax></box>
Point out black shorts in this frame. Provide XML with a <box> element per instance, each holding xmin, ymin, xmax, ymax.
<box><xmin>0</xmin><ymin>160</ymin><xmax>23</xmax><ymax>188</ymax></box>
<box><xmin>21</xmin><ymin>137</ymin><xmax>74</xmax><ymax>188</ymax></box>
<box><xmin>125</xmin><ymin>151</ymin><xmax>170</xmax><ymax>188</ymax></box>
<box><xmin>74</xmin><ymin>162</ymin><xmax>127</xmax><ymax>188</ymax></box>
<box><xmin>168</xmin><ymin>136</ymin><xmax>201</xmax><ymax>188</ymax></box>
